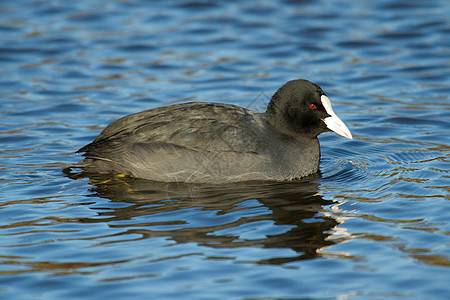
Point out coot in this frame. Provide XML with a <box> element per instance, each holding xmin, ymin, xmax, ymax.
<box><xmin>72</xmin><ymin>79</ymin><xmax>352</xmax><ymax>183</ymax></box>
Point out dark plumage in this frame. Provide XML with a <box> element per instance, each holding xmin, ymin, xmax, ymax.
<box><xmin>72</xmin><ymin>79</ymin><xmax>352</xmax><ymax>183</ymax></box>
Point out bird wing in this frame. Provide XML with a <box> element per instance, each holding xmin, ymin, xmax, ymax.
<box><xmin>78</xmin><ymin>102</ymin><xmax>267</xmax><ymax>161</ymax></box>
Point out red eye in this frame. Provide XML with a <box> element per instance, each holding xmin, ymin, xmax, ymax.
<box><xmin>309</xmin><ymin>104</ymin><xmax>316</xmax><ymax>109</ymax></box>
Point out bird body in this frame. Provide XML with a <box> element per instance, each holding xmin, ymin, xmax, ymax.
<box><xmin>73</xmin><ymin>80</ymin><xmax>352</xmax><ymax>183</ymax></box>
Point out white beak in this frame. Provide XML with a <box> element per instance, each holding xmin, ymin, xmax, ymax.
<box><xmin>321</xmin><ymin>95</ymin><xmax>353</xmax><ymax>139</ymax></box>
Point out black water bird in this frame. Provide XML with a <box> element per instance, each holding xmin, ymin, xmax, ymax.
<box><xmin>72</xmin><ymin>79</ymin><xmax>352</xmax><ymax>183</ymax></box>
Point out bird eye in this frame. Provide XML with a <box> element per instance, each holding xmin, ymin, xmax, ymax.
<box><xmin>309</xmin><ymin>104</ymin><xmax>316</xmax><ymax>109</ymax></box>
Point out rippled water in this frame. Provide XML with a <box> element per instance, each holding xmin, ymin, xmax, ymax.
<box><xmin>1</xmin><ymin>0</ymin><xmax>449</xmax><ymax>299</ymax></box>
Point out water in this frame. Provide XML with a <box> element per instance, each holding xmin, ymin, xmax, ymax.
<box><xmin>1</xmin><ymin>0</ymin><xmax>449</xmax><ymax>299</ymax></box>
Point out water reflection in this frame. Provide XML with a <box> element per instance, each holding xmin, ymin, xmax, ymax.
<box><xmin>66</xmin><ymin>172</ymin><xmax>340</xmax><ymax>264</ymax></box>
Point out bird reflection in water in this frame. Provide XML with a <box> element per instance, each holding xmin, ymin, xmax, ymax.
<box><xmin>66</xmin><ymin>171</ymin><xmax>342</xmax><ymax>264</ymax></box>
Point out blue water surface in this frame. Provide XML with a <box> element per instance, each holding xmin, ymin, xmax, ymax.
<box><xmin>1</xmin><ymin>0</ymin><xmax>449</xmax><ymax>299</ymax></box>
